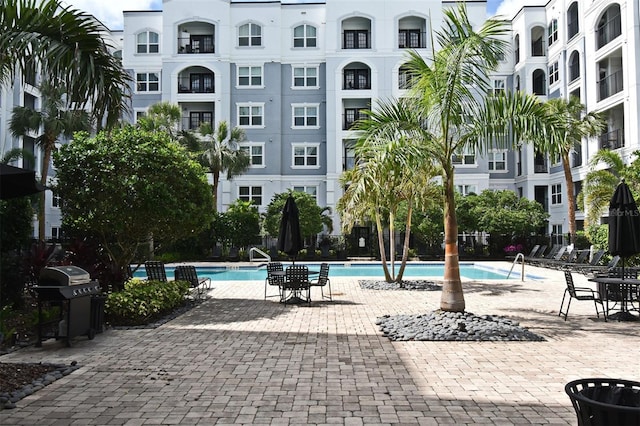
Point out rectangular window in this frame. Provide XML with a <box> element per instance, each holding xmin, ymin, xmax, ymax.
<box><xmin>292</xmin><ymin>104</ymin><xmax>319</xmax><ymax>128</ymax></box>
<box><xmin>343</xmin><ymin>30</ymin><xmax>369</xmax><ymax>49</ymax></box>
<box><xmin>239</xmin><ymin>186</ymin><xmax>262</xmax><ymax>205</ymax></box>
<box><xmin>344</xmin><ymin>69</ymin><xmax>370</xmax><ymax>90</ymax></box>
<box><xmin>456</xmin><ymin>185</ymin><xmax>477</xmax><ymax>196</ymax></box>
<box><xmin>136</xmin><ymin>72</ymin><xmax>160</xmax><ymax>92</ymax></box>
<box><xmin>549</xmin><ymin>62</ymin><xmax>559</xmax><ymax>85</ymax></box>
<box><xmin>239</xmin><ymin>142</ymin><xmax>264</xmax><ymax>166</ymax></box>
<box><xmin>493</xmin><ymin>79</ymin><xmax>505</xmax><ymax>95</ymax></box>
<box><xmin>452</xmin><ymin>148</ymin><xmax>475</xmax><ymax>165</ymax></box>
<box><xmin>551</xmin><ymin>183</ymin><xmax>562</xmax><ymax>205</ymax></box>
<box><xmin>548</xmin><ymin>20</ymin><xmax>558</xmax><ymax>46</ymax></box>
<box><xmin>488</xmin><ymin>150</ymin><xmax>507</xmax><ymax>171</ymax></box>
<box><xmin>293</xmin><ymin>186</ymin><xmax>317</xmax><ymax>201</ymax></box>
<box><xmin>398</xmin><ymin>29</ymin><xmax>422</xmax><ymax>48</ymax></box>
<box><xmin>552</xmin><ymin>224</ymin><xmax>563</xmax><ymax>245</ymax></box>
<box><xmin>52</xmin><ymin>191</ymin><xmax>62</xmax><ymax>208</ymax></box>
<box><xmin>292</xmin><ymin>66</ymin><xmax>318</xmax><ymax>88</ymax></box>
<box><xmin>292</xmin><ymin>144</ymin><xmax>319</xmax><ymax>167</ymax></box>
<box><xmin>51</xmin><ymin>227</ymin><xmax>62</xmax><ymax>240</ymax></box>
<box><xmin>237</xmin><ymin>103</ymin><xmax>264</xmax><ymax>127</ymax></box>
<box><xmin>238</xmin><ymin>66</ymin><xmax>262</xmax><ymax>87</ymax></box>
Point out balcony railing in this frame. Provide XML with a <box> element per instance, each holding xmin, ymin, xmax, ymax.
<box><xmin>342</xmin><ymin>31</ymin><xmax>371</xmax><ymax>49</ymax></box>
<box><xmin>598</xmin><ymin>69</ymin><xmax>623</xmax><ymax>101</ymax></box>
<box><xmin>343</xmin><ymin>72</ymin><xmax>371</xmax><ymax>90</ymax></box>
<box><xmin>178</xmin><ymin>75</ymin><xmax>214</xmax><ymax>93</ymax></box>
<box><xmin>178</xmin><ymin>36</ymin><xmax>215</xmax><ymax>54</ymax></box>
<box><xmin>182</xmin><ymin>114</ymin><xmax>213</xmax><ymax>131</ymax></box>
<box><xmin>596</xmin><ymin>16</ymin><xmax>621</xmax><ymax>49</ymax></box>
<box><xmin>343</xmin><ymin>109</ymin><xmax>368</xmax><ymax>130</ymax></box>
<box><xmin>531</xmin><ymin>38</ymin><xmax>545</xmax><ymax>56</ymax></box>
<box><xmin>398</xmin><ymin>30</ymin><xmax>426</xmax><ymax>49</ymax></box>
<box><xmin>599</xmin><ymin>129</ymin><xmax>624</xmax><ymax>150</ymax></box>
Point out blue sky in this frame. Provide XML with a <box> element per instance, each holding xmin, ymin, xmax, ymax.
<box><xmin>67</xmin><ymin>0</ymin><xmax>515</xmax><ymax>31</ymax></box>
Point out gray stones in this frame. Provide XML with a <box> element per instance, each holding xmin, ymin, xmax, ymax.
<box><xmin>0</xmin><ymin>363</ymin><xmax>80</xmax><ymax>410</ymax></box>
<box><xmin>359</xmin><ymin>279</ymin><xmax>441</xmax><ymax>291</ymax></box>
<box><xmin>377</xmin><ymin>310</ymin><xmax>545</xmax><ymax>342</ymax></box>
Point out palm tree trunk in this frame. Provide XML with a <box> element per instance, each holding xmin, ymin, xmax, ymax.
<box><xmin>38</xmin><ymin>143</ymin><xmax>53</xmax><ymax>241</ymax></box>
<box><xmin>375</xmin><ymin>211</ymin><xmax>393</xmax><ymax>282</ymax></box>
<box><xmin>562</xmin><ymin>154</ymin><xmax>577</xmax><ymax>245</ymax></box>
<box><xmin>440</xmin><ymin>171</ymin><xmax>465</xmax><ymax>312</ymax></box>
<box><xmin>212</xmin><ymin>171</ymin><xmax>220</xmax><ymax>212</ymax></box>
<box><xmin>396</xmin><ymin>201</ymin><xmax>413</xmax><ymax>283</ymax></box>
<box><xmin>389</xmin><ymin>211</ymin><xmax>396</xmax><ymax>279</ymax></box>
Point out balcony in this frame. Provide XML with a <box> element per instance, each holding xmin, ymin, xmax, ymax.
<box><xmin>597</xmin><ymin>15</ymin><xmax>621</xmax><ymax>49</ymax></box>
<box><xmin>343</xmin><ymin>69</ymin><xmax>370</xmax><ymax>90</ymax></box>
<box><xmin>343</xmin><ymin>109</ymin><xmax>367</xmax><ymax>130</ymax></box>
<box><xmin>531</xmin><ymin>38</ymin><xmax>545</xmax><ymax>57</ymax></box>
<box><xmin>182</xmin><ymin>112</ymin><xmax>213</xmax><ymax>131</ymax></box>
<box><xmin>342</xmin><ymin>30</ymin><xmax>370</xmax><ymax>49</ymax></box>
<box><xmin>178</xmin><ymin>35</ymin><xmax>214</xmax><ymax>54</ymax></box>
<box><xmin>599</xmin><ymin>129</ymin><xmax>624</xmax><ymax>150</ymax></box>
<box><xmin>598</xmin><ymin>70</ymin><xmax>623</xmax><ymax>101</ymax></box>
<box><xmin>178</xmin><ymin>73</ymin><xmax>214</xmax><ymax>93</ymax></box>
<box><xmin>398</xmin><ymin>30</ymin><xmax>426</xmax><ymax>49</ymax></box>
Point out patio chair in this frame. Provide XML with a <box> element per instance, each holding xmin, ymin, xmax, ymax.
<box><xmin>507</xmin><ymin>244</ymin><xmax>539</xmax><ymax>261</ymax></box>
<box><xmin>310</xmin><ymin>263</ymin><xmax>332</xmax><ymax>301</ymax></box>
<box><xmin>559</xmin><ymin>270</ymin><xmax>606</xmax><ymax>321</ymax></box>
<box><xmin>227</xmin><ymin>246</ymin><xmax>240</xmax><ymax>261</ymax></box>
<box><xmin>264</xmin><ymin>262</ymin><xmax>284</xmax><ymax>300</ymax></box>
<box><xmin>532</xmin><ymin>245</ymin><xmax>567</xmax><ymax>267</ymax></box>
<box><xmin>284</xmin><ymin>264</ymin><xmax>311</xmax><ymax>305</ymax></box>
<box><xmin>144</xmin><ymin>261</ymin><xmax>167</xmax><ymax>282</ymax></box>
<box><xmin>570</xmin><ymin>249</ymin><xmax>606</xmax><ymax>274</ymax></box>
<box><xmin>524</xmin><ymin>245</ymin><xmax>547</xmax><ymax>262</ymax></box>
<box><xmin>584</xmin><ymin>255</ymin><xmax>621</xmax><ymax>277</ymax></box>
<box><xmin>175</xmin><ymin>265</ymin><xmax>211</xmax><ymax>299</ymax></box>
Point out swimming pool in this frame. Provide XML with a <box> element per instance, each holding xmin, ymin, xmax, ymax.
<box><xmin>133</xmin><ymin>262</ymin><xmax>540</xmax><ymax>281</ymax></box>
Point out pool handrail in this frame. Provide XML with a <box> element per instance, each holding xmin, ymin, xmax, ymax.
<box><xmin>249</xmin><ymin>247</ymin><xmax>271</xmax><ymax>263</ymax></box>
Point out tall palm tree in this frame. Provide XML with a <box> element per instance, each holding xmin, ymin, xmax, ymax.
<box><xmin>0</xmin><ymin>0</ymin><xmax>131</xmax><ymax>128</ymax></box>
<box><xmin>10</xmin><ymin>80</ymin><xmax>90</xmax><ymax>240</ymax></box>
<box><xmin>353</xmin><ymin>4</ymin><xmax>549</xmax><ymax>312</ymax></box>
<box><xmin>535</xmin><ymin>96</ymin><xmax>605</xmax><ymax>244</ymax></box>
<box><xmin>581</xmin><ymin>149</ymin><xmax>640</xmax><ymax>226</ymax></box>
<box><xmin>190</xmin><ymin>121</ymin><xmax>251</xmax><ymax>211</ymax></box>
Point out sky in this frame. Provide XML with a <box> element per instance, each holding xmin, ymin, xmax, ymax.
<box><xmin>63</xmin><ymin>0</ymin><xmax>543</xmax><ymax>31</ymax></box>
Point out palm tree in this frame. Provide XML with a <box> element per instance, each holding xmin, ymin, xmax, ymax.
<box><xmin>137</xmin><ymin>102</ymin><xmax>182</xmax><ymax>140</ymax></box>
<box><xmin>581</xmin><ymin>149</ymin><xmax>640</xmax><ymax>226</ymax></box>
<box><xmin>189</xmin><ymin>121</ymin><xmax>251</xmax><ymax>211</ymax></box>
<box><xmin>338</xmin><ymin>137</ymin><xmax>439</xmax><ymax>282</ymax></box>
<box><xmin>10</xmin><ymin>80</ymin><xmax>90</xmax><ymax>240</ymax></box>
<box><xmin>0</xmin><ymin>0</ymin><xmax>131</xmax><ymax>128</ymax></box>
<box><xmin>535</xmin><ymin>96</ymin><xmax>605</xmax><ymax>244</ymax></box>
<box><xmin>353</xmin><ymin>5</ymin><xmax>548</xmax><ymax>312</ymax></box>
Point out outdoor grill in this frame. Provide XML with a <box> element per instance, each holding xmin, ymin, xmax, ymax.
<box><xmin>33</xmin><ymin>265</ymin><xmax>103</xmax><ymax>347</ymax></box>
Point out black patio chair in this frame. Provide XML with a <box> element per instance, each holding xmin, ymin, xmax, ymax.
<box><xmin>144</xmin><ymin>261</ymin><xmax>167</xmax><ymax>282</ymax></box>
<box><xmin>175</xmin><ymin>265</ymin><xmax>211</xmax><ymax>299</ymax></box>
<box><xmin>264</xmin><ymin>262</ymin><xmax>284</xmax><ymax>300</ymax></box>
<box><xmin>559</xmin><ymin>270</ymin><xmax>606</xmax><ymax>321</ymax></box>
<box><xmin>283</xmin><ymin>264</ymin><xmax>311</xmax><ymax>305</ymax></box>
<box><xmin>310</xmin><ymin>263</ymin><xmax>332</xmax><ymax>301</ymax></box>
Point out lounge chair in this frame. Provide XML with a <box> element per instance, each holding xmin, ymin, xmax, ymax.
<box><xmin>209</xmin><ymin>246</ymin><xmax>223</xmax><ymax>261</ymax></box>
<box><xmin>570</xmin><ymin>250</ymin><xmax>606</xmax><ymax>274</ymax></box>
<box><xmin>524</xmin><ymin>245</ymin><xmax>547</xmax><ymax>262</ymax></box>
<box><xmin>583</xmin><ymin>255</ymin><xmax>621</xmax><ymax>276</ymax></box>
<box><xmin>174</xmin><ymin>265</ymin><xmax>211</xmax><ymax>299</ymax></box>
<box><xmin>227</xmin><ymin>246</ymin><xmax>240</xmax><ymax>261</ymax></box>
<box><xmin>506</xmin><ymin>244</ymin><xmax>539</xmax><ymax>261</ymax></box>
<box><xmin>144</xmin><ymin>261</ymin><xmax>167</xmax><ymax>281</ymax></box>
<box><xmin>532</xmin><ymin>245</ymin><xmax>568</xmax><ymax>267</ymax></box>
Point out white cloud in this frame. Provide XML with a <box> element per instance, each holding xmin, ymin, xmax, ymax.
<box><xmin>493</xmin><ymin>0</ymin><xmax>547</xmax><ymax>19</ymax></box>
<box><xmin>61</xmin><ymin>0</ymin><xmax>160</xmax><ymax>30</ymax></box>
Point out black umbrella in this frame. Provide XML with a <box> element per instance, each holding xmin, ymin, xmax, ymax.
<box><xmin>0</xmin><ymin>164</ymin><xmax>47</xmax><ymax>200</ymax></box>
<box><xmin>277</xmin><ymin>195</ymin><xmax>303</xmax><ymax>263</ymax></box>
<box><xmin>608</xmin><ymin>179</ymin><xmax>640</xmax><ymax>275</ymax></box>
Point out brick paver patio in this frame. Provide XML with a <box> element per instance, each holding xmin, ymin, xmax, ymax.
<box><xmin>1</xmin><ymin>261</ymin><xmax>639</xmax><ymax>425</ymax></box>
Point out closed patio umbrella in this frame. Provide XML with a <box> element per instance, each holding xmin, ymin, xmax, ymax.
<box><xmin>277</xmin><ymin>195</ymin><xmax>303</xmax><ymax>263</ymax></box>
<box><xmin>0</xmin><ymin>164</ymin><xmax>46</xmax><ymax>200</ymax></box>
<box><xmin>608</xmin><ymin>179</ymin><xmax>640</xmax><ymax>271</ymax></box>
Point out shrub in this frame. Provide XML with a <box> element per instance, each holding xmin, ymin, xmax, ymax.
<box><xmin>105</xmin><ymin>279</ymin><xmax>190</xmax><ymax>326</ymax></box>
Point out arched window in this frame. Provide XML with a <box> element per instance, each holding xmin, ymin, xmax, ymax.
<box><xmin>567</xmin><ymin>2</ymin><xmax>579</xmax><ymax>39</ymax></box>
<box><xmin>596</xmin><ymin>4</ymin><xmax>621</xmax><ymax>49</ymax></box>
<box><xmin>514</xmin><ymin>34</ymin><xmax>520</xmax><ymax>63</ymax></box>
<box><xmin>568</xmin><ymin>51</ymin><xmax>580</xmax><ymax>82</ymax></box>
<box><xmin>532</xmin><ymin>69</ymin><xmax>546</xmax><ymax>95</ymax></box>
<box><xmin>239</xmin><ymin>23</ymin><xmax>262</xmax><ymax>47</ymax></box>
<box><xmin>547</xmin><ymin>19</ymin><xmax>558</xmax><ymax>47</ymax></box>
<box><xmin>137</xmin><ymin>31</ymin><xmax>159</xmax><ymax>53</ymax></box>
<box><xmin>293</xmin><ymin>24</ymin><xmax>317</xmax><ymax>48</ymax></box>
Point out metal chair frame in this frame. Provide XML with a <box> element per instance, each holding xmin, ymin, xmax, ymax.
<box><xmin>284</xmin><ymin>265</ymin><xmax>310</xmax><ymax>305</ymax></box>
<box><xmin>310</xmin><ymin>263</ymin><xmax>332</xmax><ymax>301</ymax></box>
<box><xmin>559</xmin><ymin>271</ymin><xmax>606</xmax><ymax>321</ymax></box>
<box><xmin>175</xmin><ymin>265</ymin><xmax>211</xmax><ymax>299</ymax></box>
<box><xmin>144</xmin><ymin>261</ymin><xmax>167</xmax><ymax>282</ymax></box>
<box><xmin>264</xmin><ymin>262</ymin><xmax>284</xmax><ymax>300</ymax></box>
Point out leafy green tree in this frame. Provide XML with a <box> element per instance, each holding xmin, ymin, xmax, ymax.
<box><xmin>470</xmin><ymin>190</ymin><xmax>549</xmax><ymax>237</ymax></box>
<box><xmin>53</xmin><ymin>126</ymin><xmax>214</xmax><ymax>289</ymax></box>
<box><xmin>535</xmin><ymin>96</ymin><xmax>605</xmax><ymax>244</ymax></box>
<box><xmin>225</xmin><ymin>200</ymin><xmax>261</xmax><ymax>249</ymax></box>
<box><xmin>137</xmin><ymin>102</ymin><xmax>182</xmax><ymax>140</ymax></box>
<box><xmin>264</xmin><ymin>191</ymin><xmax>332</xmax><ymax>244</ymax></box>
<box><xmin>580</xmin><ymin>150</ymin><xmax>640</xmax><ymax>226</ymax></box>
<box><xmin>0</xmin><ymin>0</ymin><xmax>132</xmax><ymax>129</ymax></box>
<box><xmin>10</xmin><ymin>80</ymin><xmax>90</xmax><ymax>240</ymax></box>
<box><xmin>353</xmin><ymin>5</ymin><xmax>548</xmax><ymax>311</ymax></box>
<box><xmin>339</xmin><ymin>137</ymin><xmax>439</xmax><ymax>281</ymax></box>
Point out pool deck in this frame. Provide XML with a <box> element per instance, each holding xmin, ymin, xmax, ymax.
<box><xmin>2</xmin><ymin>261</ymin><xmax>640</xmax><ymax>425</ymax></box>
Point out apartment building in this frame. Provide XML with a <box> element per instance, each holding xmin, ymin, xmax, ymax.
<box><xmin>2</xmin><ymin>0</ymin><xmax>638</xmax><ymax>240</ymax></box>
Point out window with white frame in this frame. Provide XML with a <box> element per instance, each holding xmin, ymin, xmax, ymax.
<box><xmin>51</xmin><ymin>227</ymin><xmax>62</xmax><ymax>240</ymax></box>
<box><xmin>488</xmin><ymin>150</ymin><xmax>507</xmax><ymax>171</ymax></box>
<box><xmin>136</xmin><ymin>72</ymin><xmax>160</xmax><ymax>92</ymax></box>
<box><xmin>293</xmin><ymin>24</ymin><xmax>317</xmax><ymax>48</ymax></box>
<box><xmin>292</xmin><ymin>104</ymin><xmax>319</xmax><ymax>128</ymax></box>
<box><xmin>492</xmin><ymin>79</ymin><xmax>506</xmax><ymax>95</ymax></box>
<box><xmin>239</xmin><ymin>142</ymin><xmax>264</xmax><ymax>167</ymax></box>
<box><xmin>237</xmin><ymin>66</ymin><xmax>263</xmax><ymax>87</ymax></box>
<box><xmin>548</xmin><ymin>61</ymin><xmax>559</xmax><ymax>85</ymax></box>
<box><xmin>293</xmin><ymin>186</ymin><xmax>317</xmax><ymax>201</ymax></box>
<box><xmin>136</xmin><ymin>31</ymin><xmax>159</xmax><ymax>53</ymax></box>
<box><xmin>135</xmin><ymin>109</ymin><xmax>147</xmax><ymax>123</ymax></box>
<box><xmin>237</xmin><ymin>103</ymin><xmax>264</xmax><ymax>127</ymax></box>
<box><xmin>239</xmin><ymin>23</ymin><xmax>262</xmax><ymax>47</ymax></box>
<box><xmin>52</xmin><ymin>190</ymin><xmax>62</xmax><ymax>208</ymax></box>
<box><xmin>238</xmin><ymin>186</ymin><xmax>262</xmax><ymax>205</ymax></box>
<box><xmin>456</xmin><ymin>184</ymin><xmax>477</xmax><ymax>196</ymax></box>
<box><xmin>452</xmin><ymin>148</ymin><xmax>475</xmax><ymax>165</ymax></box>
<box><xmin>292</xmin><ymin>143</ymin><xmax>319</xmax><ymax>167</ymax></box>
<box><xmin>552</xmin><ymin>224</ymin><xmax>563</xmax><ymax>244</ymax></box>
<box><xmin>292</xmin><ymin>66</ymin><xmax>318</xmax><ymax>88</ymax></box>
<box><xmin>551</xmin><ymin>183</ymin><xmax>562</xmax><ymax>204</ymax></box>
<box><xmin>547</xmin><ymin>19</ymin><xmax>558</xmax><ymax>46</ymax></box>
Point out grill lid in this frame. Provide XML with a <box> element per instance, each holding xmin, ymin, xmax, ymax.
<box><xmin>39</xmin><ymin>266</ymin><xmax>91</xmax><ymax>286</ymax></box>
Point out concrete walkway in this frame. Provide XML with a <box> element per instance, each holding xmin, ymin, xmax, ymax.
<box><xmin>1</xmin><ymin>261</ymin><xmax>639</xmax><ymax>425</ymax></box>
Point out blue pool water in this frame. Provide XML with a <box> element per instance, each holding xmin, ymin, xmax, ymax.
<box><xmin>133</xmin><ymin>262</ymin><xmax>539</xmax><ymax>281</ymax></box>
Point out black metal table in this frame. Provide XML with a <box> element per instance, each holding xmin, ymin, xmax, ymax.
<box><xmin>588</xmin><ymin>277</ymin><xmax>640</xmax><ymax>321</ymax></box>
<box><xmin>273</xmin><ymin>269</ymin><xmax>319</xmax><ymax>304</ymax></box>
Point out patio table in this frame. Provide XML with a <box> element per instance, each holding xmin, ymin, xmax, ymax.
<box><xmin>588</xmin><ymin>276</ymin><xmax>640</xmax><ymax>321</ymax></box>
